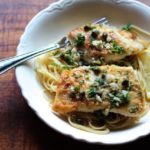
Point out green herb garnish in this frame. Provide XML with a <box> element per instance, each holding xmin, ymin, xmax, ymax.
<box><xmin>95</xmin><ymin>78</ymin><xmax>105</xmax><ymax>86</ymax></box>
<box><xmin>60</xmin><ymin>50</ymin><xmax>73</xmax><ymax>65</ymax></box>
<box><xmin>62</xmin><ymin>65</ymin><xmax>71</xmax><ymax>70</ymax></box>
<box><xmin>50</xmin><ymin>62</ymin><xmax>71</xmax><ymax>70</ymax></box>
<box><xmin>108</xmin><ymin>90</ymin><xmax>129</xmax><ymax>107</ymax></box>
<box><xmin>60</xmin><ymin>49</ymin><xmax>80</xmax><ymax>66</ymax></box>
<box><xmin>50</xmin><ymin>62</ymin><xmax>58</xmax><ymax>67</ymax></box>
<box><xmin>112</xmin><ymin>41</ymin><xmax>125</xmax><ymax>54</ymax></box>
<box><xmin>129</xmin><ymin>105</ymin><xmax>139</xmax><ymax>113</ymax></box>
<box><xmin>116</xmin><ymin>90</ymin><xmax>129</xmax><ymax>103</ymax></box>
<box><xmin>87</xmin><ymin>86</ymin><xmax>98</xmax><ymax>98</ymax></box>
<box><xmin>75</xmin><ymin>33</ymin><xmax>85</xmax><ymax>47</ymax></box>
<box><xmin>122</xmin><ymin>23</ymin><xmax>132</xmax><ymax>31</ymax></box>
<box><xmin>74</xmin><ymin>86</ymin><xmax>80</xmax><ymax>92</ymax></box>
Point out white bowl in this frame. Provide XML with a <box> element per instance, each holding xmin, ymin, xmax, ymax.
<box><xmin>16</xmin><ymin>0</ymin><xmax>150</xmax><ymax>145</ymax></box>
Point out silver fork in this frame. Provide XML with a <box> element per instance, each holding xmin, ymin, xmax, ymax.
<box><xmin>0</xmin><ymin>17</ymin><xmax>108</xmax><ymax>75</ymax></box>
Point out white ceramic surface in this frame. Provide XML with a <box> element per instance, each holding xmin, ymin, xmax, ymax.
<box><xmin>16</xmin><ymin>0</ymin><xmax>150</xmax><ymax>145</ymax></box>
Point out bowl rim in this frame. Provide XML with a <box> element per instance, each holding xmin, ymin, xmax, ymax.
<box><xmin>16</xmin><ymin>0</ymin><xmax>150</xmax><ymax>145</ymax></box>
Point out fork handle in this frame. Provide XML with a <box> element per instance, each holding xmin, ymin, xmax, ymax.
<box><xmin>0</xmin><ymin>43</ymin><xmax>61</xmax><ymax>75</ymax></box>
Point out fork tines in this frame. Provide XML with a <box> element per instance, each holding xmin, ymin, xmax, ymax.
<box><xmin>93</xmin><ymin>17</ymin><xmax>108</xmax><ymax>25</ymax></box>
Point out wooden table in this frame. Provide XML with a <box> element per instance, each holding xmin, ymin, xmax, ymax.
<box><xmin>0</xmin><ymin>0</ymin><xmax>150</xmax><ymax>149</ymax></box>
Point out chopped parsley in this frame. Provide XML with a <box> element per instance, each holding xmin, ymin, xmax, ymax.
<box><xmin>108</xmin><ymin>90</ymin><xmax>129</xmax><ymax>107</ymax></box>
<box><xmin>87</xmin><ymin>86</ymin><xmax>98</xmax><ymax>98</ymax></box>
<box><xmin>116</xmin><ymin>90</ymin><xmax>129</xmax><ymax>103</ymax></box>
<box><xmin>129</xmin><ymin>105</ymin><xmax>139</xmax><ymax>113</ymax></box>
<box><xmin>50</xmin><ymin>62</ymin><xmax>58</xmax><ymax>67</ymax></box>
<box><xmin>62</xmin><ymin>65</ymin><xmax>72</xmax><ymax>70</ymax></box>
<box><xmin>73</xmin><ymin>86</ymin><xmax>80</xmax><ymax>92</ymax></box>
<box><xmin>95</xmin><ymin>78</ymin><xmax>105</xmax><ymax>86</ymax></box>
<box><xmin>50</xmin><ymin>62</ymin><xmax>71</xmax><ymax>70</ymax></box>
<box><xmin>60</xmin><ymin>49</ymin><xmax>74</xmax><ymax>65</ymax></box>
<box><xmin>122</xmin><ymin>23</ymin><xmax>132</xmax><ymax>31</ymax></box>
<box><xmin>75</xmin><ymin>33</ymin><xmax>85</xmax><ymax>47</ymax></box>
<box><xmin>112</xmin><ymin>41</ymin><xmax>125</xmax><ymax>54</ymax></box>
<box><xmin>60</xmin><ymin>49</ymin><xmax>80</xmax><ymax>66</ymax></box>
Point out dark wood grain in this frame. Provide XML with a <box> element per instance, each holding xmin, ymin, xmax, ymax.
<box><xmin>0</xmin><ymin>0</ymin><xmax>150</xmax><ymax>150</ymax></box>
